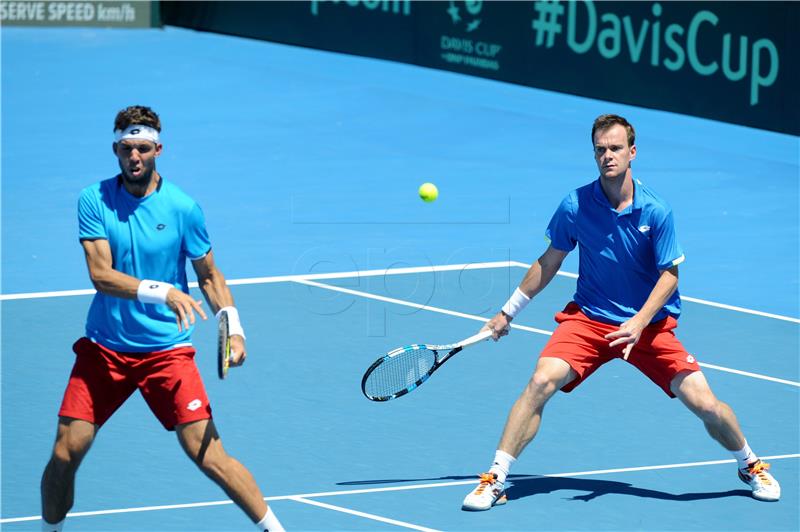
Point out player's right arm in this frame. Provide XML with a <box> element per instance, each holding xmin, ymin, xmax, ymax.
<box><xmin>482</xmin><ymin>245</ymin><xmax>568</xmax><ymax>340</ymax></box>
<box><xmin>81</xmin><ymin>238</ymin><xmax>206</xmax><ymax>331</ymax></box>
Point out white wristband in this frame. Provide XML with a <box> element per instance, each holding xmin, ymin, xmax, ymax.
<box><xmin>216</xmin><ymin>306</ymin><xmax>246</xmax><ymax>339</ymax></box>
<box><xmin>137</xmin><ymin>280</ymin><xmax>172</xmax><ymax>304</ymax></box>
<box><xmin>501</xmin><ymin>287</ymin><xmax>531</xmax><ymax>319</ymax></box>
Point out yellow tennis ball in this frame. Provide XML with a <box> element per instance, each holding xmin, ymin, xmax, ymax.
<box><xmin>419</xmin><ymin>182</ymin><xmax>438</xmax><ymax>202</ymax></box>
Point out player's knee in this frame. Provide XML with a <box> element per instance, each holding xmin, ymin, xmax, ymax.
<box><xmin>694</xmin><ymin>397</ymin><xmax>724</xmax><ymax>423</ymax></box>
<box><xmin>196</xmin><ymin>451</ymin><xmax>230</xmax><ymax>479</ymax></box>
<box><xmin>50</xmin><ymin>444</ymin><xmax>80</xmax><ymax>474</ymax></box>
<box><xmin>189</xmin><ymin>440</ymin><xmax>229</xmax><ymax>476</ymax></box>
<box><xmin>528</xmin><ymin>370</ymin><xmax>559</xmax><ymax>398</ymax></box>
<box><xmin>50</xmin><ymin>447</ymin><xmax>71</xmax><ymax>470</ymax></box>
<box><xmin>197</xmin><ymin>456</ymin><xmax>220</xmax><ymax>477</ymax></box>
<box><xmin>53</xmin><ymin>434</ymin><xmax>92</xmax><ymax>468</ymax></box>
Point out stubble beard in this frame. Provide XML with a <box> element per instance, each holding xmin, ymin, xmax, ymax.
<box><xmin>119</xmin><ymin>161</ymin><xmax>155</xmax><ymax>189</ymax></box>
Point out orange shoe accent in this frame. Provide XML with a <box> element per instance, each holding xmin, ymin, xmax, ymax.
<box><xmin>473</xmin><ymin>472</ymin><xmax>497</xmax><ymax>495</ymax></box>
<box><xmin>744</xmin><ymin>461</ymin><xmax>773</xmax><ymax>484</ymax></box>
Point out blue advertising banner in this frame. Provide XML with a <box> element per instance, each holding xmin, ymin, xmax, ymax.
<box><xmin>160</xmin><ymin>1</ymin><xmax>799</xmax><ymax>135</ymax></box>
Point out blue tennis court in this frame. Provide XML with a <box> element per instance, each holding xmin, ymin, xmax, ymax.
<box><xmin>2</xmin><ymin>26</ymin><xmax>798</xmax><ymax>531</ymax></box>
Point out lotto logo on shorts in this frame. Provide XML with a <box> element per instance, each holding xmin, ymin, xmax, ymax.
<box><xmin>687</xmin><ymin>355</ymin><xmax>696</xmax><ymax>364</ymax></box>
<box><xmin>187</xmin><ymin>399</ymin><xmax>202</xmax><ymax>411</ymax></box>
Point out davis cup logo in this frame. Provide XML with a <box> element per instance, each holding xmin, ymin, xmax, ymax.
<box><xmin>447</xmin><ymin>0</ymin><xmax>482</xmax><ymax>32</ymax></box>
<box><xmin>441</xmin><ymin>0</ymin><xmax>501</xmax><ymax>71</ymax></box>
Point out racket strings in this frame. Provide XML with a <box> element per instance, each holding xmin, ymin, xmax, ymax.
<box><xmin>364</xmin><ymin>347</ymin><xmax>437</xmax><ymax>399</ymax></box>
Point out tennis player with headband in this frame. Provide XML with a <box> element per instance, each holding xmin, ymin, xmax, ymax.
<box><xmin>40</xmin><ymin>106</ymin><xmax>284</xmax><ymax>531</ymax></box>
<box><xmin>462</xmin><ymin>114</ymin><xmax>780</xmax><ymax>511</ymax></box>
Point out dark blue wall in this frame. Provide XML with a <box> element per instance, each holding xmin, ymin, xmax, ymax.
<box><xmin>161</xmin><ymin>1</ymin><xmax>799</xmax><ymax>135</ymax></box>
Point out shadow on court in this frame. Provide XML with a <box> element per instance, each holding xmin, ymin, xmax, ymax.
<box><xmin>337</xmin><ymin>475</ymin><xmax>752</xmax><ymax>502</ymax></box>
<box><xmin>507</xmin><ymin>476</ymin><xmax>752</xmax><ymax>503</ymax></box>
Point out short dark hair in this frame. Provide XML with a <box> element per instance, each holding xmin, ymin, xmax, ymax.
<box><xmin>592</xmin><ymin>114</ymin><xmax>635</xmax><ymax>147</ymax></box>
<box><xmin>114</xmin><ymin>105</ymin><xmax>161</xmax><ymax>132</ymax></box>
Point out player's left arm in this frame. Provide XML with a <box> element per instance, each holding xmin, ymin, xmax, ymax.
<box><xmin>605</xmin><ymin>266</ymin><xmax>679</xmax><ymax>357</ymax></box>
<box><xmin>191</xmin><ymin>251</ymin><xmax>247</xmax><ymax>365</ymax></box>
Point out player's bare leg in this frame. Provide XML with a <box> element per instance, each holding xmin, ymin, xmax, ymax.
<box><xmin>671</xmin><ymin>370</ymin><xmax>744</xmax><ymax>450</ymax></box>
<box><xmin>41</xmin><ymin>418</ymin><xmax>97</xmax><ymax>526</ymax></box>
<box><xmin>176</xmin><ymin>419</ymin><xmax>285</xmax><ymax>528</ymax></box>
<box><xmin>497</xmin><ymin>357</ymin><xmax>576</xmax><ymax>456</ymax></box>
<box><xmin>671</xmin><ymin>370</ymin><xmax>780</xmax><ymax>501</ymax></box>
<box><xmin>463</xmin><ymin>357</ymin><xmax>576</xmax><ymax>511</ymax></box>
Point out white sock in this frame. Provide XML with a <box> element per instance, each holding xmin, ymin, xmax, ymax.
<box><xmin>255</xmin><ymin>506</ymin><xmax>284</xmax><ymax>532</ymax></box>
<box><xmin>488</xmin><ymin>449</ymin><xmax>516</xmax><ymax>484</ymax></box>
<box><xmin>732</xmin><ymin>441</ymin><xmax>758</xmax><ymax>469</ymax></box>
<box><xmin>41</xmin><ymin>518</ymin><xmax>64</xmax><ymax>532</ymax></box>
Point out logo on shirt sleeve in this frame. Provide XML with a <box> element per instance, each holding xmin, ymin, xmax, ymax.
<box><xmin>638</xmin><ymin>225</ymin><xmax>651</xmax><ymax>233</ymax></box>
<box><xmin>187</xmin><ymin>399</ymin><xmax>202</xmax><ymax>411</ymax></box>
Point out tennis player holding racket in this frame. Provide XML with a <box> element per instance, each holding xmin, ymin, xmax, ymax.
<box><xmin>462</xmin><ymin>114</ymin><xmax>780</xmax><ymax>511</ymax></box>
<box><xmin>40</xmin><ymin>106</ymin><xmax>285</xmax><ymax>532</ymax></box>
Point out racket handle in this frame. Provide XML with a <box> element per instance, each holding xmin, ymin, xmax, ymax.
<box><xmin>460</xmin><ymin>329</ymin><xmax>493</xmax><ymax>347</ymax></box>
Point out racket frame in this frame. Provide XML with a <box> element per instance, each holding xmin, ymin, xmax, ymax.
<box><xmin>361</xmin><ymin>330</ymin><xmax>491</xmax><ymax>401</ymax></box>
<box><xmin>217</xmin><ymin>309</ymin><xmax>231</xmax><ymax>380</ymax></box>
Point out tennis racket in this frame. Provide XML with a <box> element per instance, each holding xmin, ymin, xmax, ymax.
<box><xmin>361</xmin><ymin>329</ymin><xmax>493</xmax><ymax>401</ymax></box>
<box><xmin>217</xmin><ymin>309</ymin><xmax>231</xmax><ymax>379</ymax></box>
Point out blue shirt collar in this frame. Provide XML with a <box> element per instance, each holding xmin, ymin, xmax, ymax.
<box><xmin>592</xmin><ymin>177</ymin><xmax>643</xmax><ymax>214</ymax></box>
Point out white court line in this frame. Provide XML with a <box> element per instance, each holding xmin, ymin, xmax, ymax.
<box><xmin>0</xmin><ymin>287</ymin><xmax>97</xmax><ymax>300</ymax></box>
<box><xmin>289</xmin><ymin>497</ymin><xmax>441</xmax><ymax>532</ymax></box>
<box><xmin>1</xmin><ymin>261</ymin><xmax>798</xmax><ymax>325</ymax></box>
<box><xmin>3</xmin><ymin>454</ymin><xmax>797</xmax><ymax>524</ymax></box>
<box><xmin>294</xmin><ymin>278</ymin><xmax>553</xmax><ymax>336</ymax></box>
<box><xmin>679</xmin><ymin>295</ymin><xmax>800</xmax><ymax>324</ymax></box>
<box><xmin>296</xmin><ymin>279</ymin><xmax>800</xmax><ymax>388</ymax></box>
<box><xmin>279</xmin><ymin>453</ymin><xmax>800</xmax><ymax>500</ymax></box>
<box><xmin>0</xmin><ymin>261</ymin><xmax>516</xmax><ymax>301</ymax></box>
<box><xmin>698</xmin><ymin>363</ymin><xmax>800</xmax><ymax>387</ymax></box>
<box><xmin>0</xmin><ymin>501</ymin><xmax>237</xmax><ymax>524</ymax></box>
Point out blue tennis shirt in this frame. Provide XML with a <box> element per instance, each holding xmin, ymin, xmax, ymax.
<box><xmin>545</xmin><ymin>178</ymin><xmax>685</xmax><ymax>325</ymax></box>
<box><xmin>78</xmin><ymin>176</ymin><xmax>212</xmax><ymax>351</ymax></box>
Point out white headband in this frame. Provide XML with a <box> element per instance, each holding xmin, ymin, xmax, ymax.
<box><xmin>114</xmin><ymin>124</ymin><xmax>160</xmax><ymax>144</ymax></box>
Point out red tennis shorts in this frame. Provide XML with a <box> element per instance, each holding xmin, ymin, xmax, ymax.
<box><xmin>540</xmin><ymin>303</ymin><xmax>701</xmax><ymax>397</ymax></box>
<box><xmin>59</xmin><ymin>337</ymin><xmax>213</xmax><ymax>430</ymax></box>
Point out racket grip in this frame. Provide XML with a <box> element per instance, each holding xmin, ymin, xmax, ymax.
<box><xmin>461</xmin><ymin>329</ymin><xmax>493</xmax><ymax>346</ymax></box>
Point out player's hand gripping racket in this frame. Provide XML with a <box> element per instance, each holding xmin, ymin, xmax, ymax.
<box><xmin>217</xmin><ymin>309</ymin><xmax>231</xmax><ymax>379</ymax></box>
<box><xmin>361</xmin><ymin>330</ymin><xmax>493</xmax><ymax>401</ymax></box>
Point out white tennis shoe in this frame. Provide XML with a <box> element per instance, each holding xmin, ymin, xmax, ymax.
<box><xmin>738</xmin><ymin>460</ymin><xmax>780</xmax><ymax>501</ymax></box>
<box><xmin>462</xmin><ymin>472</ymin><xmax>507</xmax><ymax>511</ymax></box>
